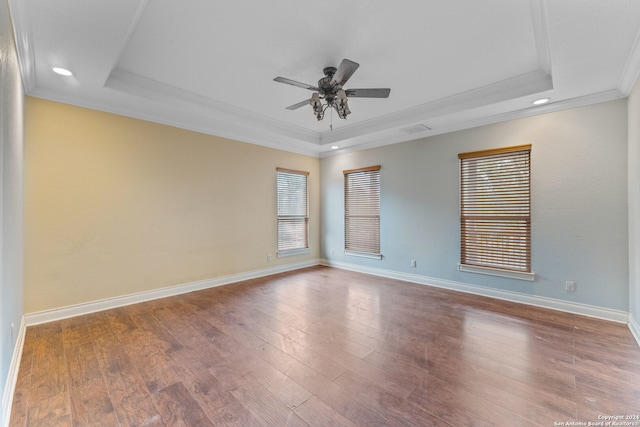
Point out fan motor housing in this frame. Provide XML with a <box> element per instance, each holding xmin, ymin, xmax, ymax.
<box><xmin>323</xmin><ymin>66</ymin><xmax>337</xmax><ymax>77</ymax></box>
<box><xmin>318</xmin><ymin>66</ymin><xmax>338</xmax><ymax>95</ymax></box>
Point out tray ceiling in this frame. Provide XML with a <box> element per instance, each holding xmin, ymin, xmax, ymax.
<box><xmin>9</xmin><ymin>0</ymin><xmax>640</xmax><ymax>156</ymax></box>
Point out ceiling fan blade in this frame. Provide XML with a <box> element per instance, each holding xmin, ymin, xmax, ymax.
<box><xmin>345</xmin><ymin>88</ymin><xmax>391</xmax><ymax>98</ymax></box>
<box><xmin>274</xmin><ymin>77</ymin><xmax>319</xmax><ymax>92</ymax></box>
<box><xmin>285</xmin><ymin>99</ymin><xmax>310</xmax><ymax>110</ymax></box>
<box><xmin>331</xmin><ymin>59</ymin><xmax>360</xmax><ymax>87</ymax></box>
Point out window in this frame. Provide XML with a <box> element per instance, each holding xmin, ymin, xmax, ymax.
<box><xmin>277</xmin><ymin>168</ymin><xmax>309</xmax><ymax>256</ymax></box>
<box><xmin>458</xmin><ymin>145</ymin><xmax>533</xmax><ymax>280</ymax></box>
<box><xmin>344</xmin><ymin>165</ymin><xmax>381</xmax><ymax>259</ymax></box>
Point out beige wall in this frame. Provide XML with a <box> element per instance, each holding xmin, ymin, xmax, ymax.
<box><xmin>24</xmin><ymin>97</ymin><xmax>319</xmax><ymax>313</ymax></box>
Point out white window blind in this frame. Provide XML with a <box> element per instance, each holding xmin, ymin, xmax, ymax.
<box><xmin>277</xmin><ymin>168</ymin><xmax>309</xmax><ymax>254</ymax></box>
<box><xmin>344</xmin><ymin>165</ymin><xmax>381</xmax><ymax>258</ymax></box>
<box><xmin>459</xmin><ymin>145</ymin><xmax>531</xmax><ymax>274</ymax></box>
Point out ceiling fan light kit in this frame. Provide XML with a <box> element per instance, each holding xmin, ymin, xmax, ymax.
<box><xmin>274</xmin><ymin>58</ymin><xmax>390</xmax><ymax>122</ymax></box>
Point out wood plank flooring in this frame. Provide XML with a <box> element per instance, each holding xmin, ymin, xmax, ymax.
<box><xmin>9</xmin><ymin>266</ymin><xmax>640</xmax><ymax>426</ymax></box>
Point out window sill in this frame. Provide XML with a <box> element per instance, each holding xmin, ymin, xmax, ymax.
<box><xmin>458</xmin><ymin>263</ymin><xmax>535</xmax><ymax>281</ymax></box>
<box><xmin>345</xmin><ymin>250</ymin><xmax>382</xmax><ymax>260</ymax></box>
<box><xmin>277</xmin><ymin>248</ymin><xmax>310</xmax><ymax>258</ymax></box>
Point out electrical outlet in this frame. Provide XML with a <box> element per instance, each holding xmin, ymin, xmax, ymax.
<box><xmin>330</xmin><ymin>249</ymin><xmax>334</xmax><ymax>256</ymax></box>
<box><xmin>411</xmin><ymin>259</ymin><xmax>417</xmax><ymax>268</ymax></box>
<box><xmin>267</xmin><ymin>254</ymin><xmax>272</xmax><ymax>262</ymax></box>
<box><xmin>565</xmin><ymin>281</ymin><xmax>576</xmax><ymax>292</ymax></box>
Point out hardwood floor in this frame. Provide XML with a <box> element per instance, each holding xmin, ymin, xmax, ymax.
<box><xmin>9</xmin><ymin>266</ymin><xmax>640</xmax><ymax>426</ymax></box>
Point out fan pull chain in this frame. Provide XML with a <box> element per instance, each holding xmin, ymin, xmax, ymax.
<box><xmin>330</xmin><ymin>106</ymin><xmax>333</xmax><ymax>131</ymax></box>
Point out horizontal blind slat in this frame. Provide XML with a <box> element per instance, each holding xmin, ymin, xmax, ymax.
<box><xmin>345</xmin><ymin>167</ymin><xmax>381</xmax><ymax>255</ymax></box>
<box><xmin>277</xmin><ymin>170</ymin><xmax>309</xmax><ymax>252</ymax></box>
<box><xmin>460</xmin><ymin>147</ymin><xmax>531</xmax><ymax>273</ymax></box>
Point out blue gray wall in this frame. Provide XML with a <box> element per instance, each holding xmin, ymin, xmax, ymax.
<box><xmin>1</xmin><ymin>0</ymin><xmax>24</xmax><ymax>420</ymax></box>
<box><xmin>629</xmin><ymin>78</ymin><xmax>640</xmax><ymax>337</ymax></box>
<box><xmin>321</xmin><ymin>99</ymin><xmax>629</xmax><ymax>313</ymax></box>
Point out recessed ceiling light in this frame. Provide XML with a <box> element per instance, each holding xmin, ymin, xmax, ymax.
<box><xmin>51</xmin><ymin>67</ymin><xmax>74</xmax><ymax>77</ymax></box>
<box><xmin>331</xmin><ymin>146</ymin><xmax>339</xmax><ymax>150</ymax></box>
<box><xmin>532</xmin><ymin>98</ymin><xmax>550</xmax><ymax>105</ymax></box>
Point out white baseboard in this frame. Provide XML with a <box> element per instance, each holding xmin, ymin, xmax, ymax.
<box><xmin>629</xmin><ymin>313</ymin><xmax>640</xmax><ymax>347</ymax></box>
<box><xmin>16</xmin><ymin>256</ymin><xmax>640</xmax><ymax>344</ymax></box>
<box><xmin>24</xmin><ymin>260</ymin><xmax>320</xmax><ymax>326</ymax></box>
<box><xmin>2</xmin><ymin>317</ymin><xmax>26</xmax><ymax>427</ymax></box>
<box><xmin>321</xmin><ymin>259</ymin><xmax>630</xmax><ymax>325</ymax></box>
<box><xmin>4</xmin><ymin>260</ymin><xmax>320</xmax><ymax>426</ymax></box>
<box><xmin>4</xmin><ymin>258</ymin><xmax>638</xmax><ymax>425</ymax></box>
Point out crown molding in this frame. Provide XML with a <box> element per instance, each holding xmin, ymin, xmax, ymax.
<box><xmin>319</xmin><ymin>69</ymin><xmax>553</xmax><ymax>146</ymax></box>
<box><xmin>105</xmin><ymin>0</ymin><xmax>150</xmax><ymax>74</ymax></box>
<box><xmin>321</xmin><ymin>88</ymin><xmax>624</xmax><ymax>158</ymax></box>
<box><xmin>51</xmin><ymin>65</ymin><xmax>556</xmax><ymax>158</ymax></box>
<box><xmin>106</xmin><ymin>68</ymin><xmax>320</xmax><ymax>144</ymax></box>
<box><xmin>12</xmin><ymin>0</ymin><xmax>636</xmax><ymax>159</ymax></box>
<box><xmin>29</xmin><ymin>86</ymin><xmax>323</xmax><ymax>158</ymax></box>
<box><xmin>529</xmin><ymin>0</ymin><xmax>552</xmax><ymax>76</ymax></box>
<box><xmin>618</xmin><ymin>25</ymin><xmax>640</xmax><ymax>95</ymax></box>
<box><xmin>7</xmin><ymin>0</ymin><xmax>36</xmax><ymax>93</ymax></box>
<box><xmin>319</xmin><ymin>0</ymin><xmax>555</xmax><ymax>148</ymax></box>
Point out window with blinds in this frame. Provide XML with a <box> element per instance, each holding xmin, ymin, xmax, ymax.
<box><xmin>344</xmin><ymin>165</ymin><xmax>381</xmax><ymax>258</ymax></box>
<box><xmin>277</xmin><ymin>168</ymin><xmax>309</xmax><ymax>255</ymax></box>
<box><xmin>459</xmin><ymin>145</ymin><xmax>532</xmax><ymax>278</ymax></box>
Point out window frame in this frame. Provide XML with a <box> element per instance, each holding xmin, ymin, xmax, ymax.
<box><xmin>458</xmin><ymin>145</ymin><xmax>534</xmax><ymax>281</ymax></box>
<box><xmin>344</xmin><ymin>165</ymin><xmax>382</xmax><ymax>259</ymax></box>
<box><xmin>276</xmin><ymin>167</ymin><xmax>310</xmax><ymax>257</ymax></box>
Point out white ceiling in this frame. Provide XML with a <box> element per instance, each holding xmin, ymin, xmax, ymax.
<box><xmin>9</xmin><ymin>0</ymin><xmax>640</xmax><ymax>157</ymax></box>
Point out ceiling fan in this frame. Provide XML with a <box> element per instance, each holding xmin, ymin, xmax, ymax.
<box><xmin>274</xmin><ymin>59</ymin><xmax>390</xmax><ymax>121</ymax></box>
